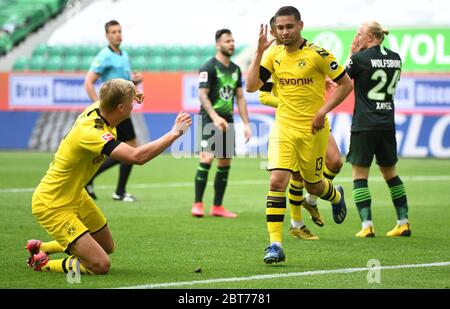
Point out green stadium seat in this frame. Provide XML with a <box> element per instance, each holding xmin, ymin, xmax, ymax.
<box><xmin>28</xmin><ymin>56</ymin><xmax>46</xmax><ymax>71</ymax></box>
<box><xmin>64</xmin><ymin>45</ymin><xmax>81</xmax><ymax>58</ymax></box>
<box><xmin>165</xmin><ymin>56</ymin><xmax>182</xmax><ymax>71</ymax></box>
<box><xmin>146</xmin><ymin>56</ymin><xmax>164</xmax><ymax>71</ymax></box>
<box><xmin>149</xmin><ymin>45</ymin><xmax>166</xmax><ymax>57</ymax></box>
<box><xmin>6</xmin><ymin>2</ymin><xmax>51</xmax><ymax>32</ymax></box>
<box><xmin>181</xmin><ymin>56</ymin><xmax>201</xmax><ymax>72</ymax></box>
<box><xmin>0</xmin><ymin>0</ymin><xmax>65</xmax><ymax>57</ymax></box>
<box><xmin>47</xmin><ymin>45</ymin><xmax>65</xmax><ymax>57</ymax></box>
<box><xmin>165</xmin><ymin>45</ymin><xmax>183</xmax><ymax>57</ymax></box>
<box><xmin>45</xmin><ymin>55</ymin><xmax>63</xmax><ymax>71</ymax></box>
<box><xmin>32</xmin><ymin>43</ymin><xmax>48</xmax><ymax>57</ymax></box>
<box><xmin>12</xmin><ymin>56</ymin><xmax>29</xmax><ymax>71</ymax></box>
<box><xmin>29</xmin><ymin>0</ymin><xmax>62</xmax><ymax>16</ymax></box>
<box><xmin>182</xmin><ymin>45</ymin><xmax>200</xmax><ymax>57</ymax></box>
<box><xmin>61</xmin><ymin>56</ymin><xmax>79</xmax><ymax>71</ymax></box>
<box><xmin>81</xmin><ymin>45</ymin><xmax>101</xmax><ymax>58</ymax></box>
<box><xmin>0</xmin><ymin>13</ymin><xmax>29</xmax><ymax>45</ymax></box>
<box><xmin>131</xmin><ymin>56</ymin><xmax>147</xmax><ymax>71</ymax></box>
<box><xmin>127</xmin><ymin>46</ymin><xmax>149</xmax><ymax>57</ymax></box>
<box><xmin>0</xmin><ymin>32</ymin><xmax>12</xmax><ymax>55</ymax></box>
<box><xmin>79</xmin><ymin>56</ymin><xmax>93</xmax><ymax>71</ymax></box>
<box><xmin>198</xmin><ymin>45</ymin><xmax>216</xmax><ymax>58</ymax></box>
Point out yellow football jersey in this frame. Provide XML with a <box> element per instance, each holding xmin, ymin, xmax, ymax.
<box><xmin>261</xmin><ymin>40</ymin><xmax>345</xmax><ymax>131</ymax></box>
<box><xmin>35</xmin><ymin>102</ymin><xmax>117</xmax><ymax>207</ymax></box>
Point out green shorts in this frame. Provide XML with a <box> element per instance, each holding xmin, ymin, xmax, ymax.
<box><xmin>198</xmin><ymin>113</ymin><xmax>235</xmax><ymax>158</ymax></box>
<box><xmin>346</xmin><ymin>131</ymin><xmax>398</xmax><ymax>167</ymax></box>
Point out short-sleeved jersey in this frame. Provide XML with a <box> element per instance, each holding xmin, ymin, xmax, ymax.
<box><xmin>346</xmin><ymin>45</ymin><xmax>402</xmax><ymax>132</ymax></box>
<box><xmin>261</xmin><ymin>40</ymin><xmax>346</xmax><ymax>131</ymax></box>
<box><xmin>35</xmin><ymin>102</ymin><xmax>118</xmax><ymax>207</ymax></box>
<box><xmin>89</xmin><ymin>46</ymin><xmax>131</xmax><ymax>82</ymax></box>
<box><xmin>198</xmin><ymin>57</ymin><xmax>243</xmax><ymax>116</ymax></box>
<box><xmin>259</xmin><ymin>46</ymin><xmax>280</xmax><ymax>108</ymax></box>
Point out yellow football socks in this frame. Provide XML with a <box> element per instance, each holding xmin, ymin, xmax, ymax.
<box><xmin>266</xmin><ymin>190</ymin><xmax>286</xmax><ymax>243</ymax></box>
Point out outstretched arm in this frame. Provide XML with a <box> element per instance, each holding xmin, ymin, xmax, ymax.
<box><xmin>109</xmin><ymin>112</ymin><xmax>192</xmax><ymax>164</ymax></box>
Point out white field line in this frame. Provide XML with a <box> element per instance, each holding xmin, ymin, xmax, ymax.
<box><xmin>117</xmin><ymin>261</ymin><xmax>450</xmax><ymax>289</ymax></box>
<box><xmin>1</xmin><ymin>175</ymin><xmax>450</xmax><ymax>193</ymax></box>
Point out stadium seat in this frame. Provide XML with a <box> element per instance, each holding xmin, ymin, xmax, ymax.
<box><xmin>146</xmin><ymin>56</ymin><xmax>164</xmax><ymax>71</ymax></box>
<box><xmin>32</xmin><ymin>43</ymin><xmax>48</xmax><ymax>57</ymax></box>
<box><xmin>12</xmin><ymin>56</ymin><xmax>29</xmax><ymax>71</ymax></box>
<box><xmin>47</xmin><ymin>45</ymin><xmax>65</xmax><ymax>57</ymax></box>
<box><xmin>131</xmin><ymin>56</ymin><xmax>147</xmax><ymax>71</ymax></box>
<box><xmin>183</xmin><ymin>45</ymin><xmax>200</xmax><ymax>57</ymax></box>
<box><xmin>45</xmin><ymin>55</ymin><xmax>63</xmax><ymax>71</ymax></box>
<box><xmin>28</xmin><ymin>56</ymin><xmax>46</xmax><ymax>71</ymax></box>
<box><xmin>79</xmin><ymin>56</ymin><xmax>93</xmax><ymax>71</ymax></box>
<box><xmin>181</xmin><ymin>56</ymin><xmax>201</xmax><ymax>72</ymax></box>
<box><xmin>127</xmin><ymin>46</ymin><xmax>149</xmax><ymax>57</ymax></box>
<box><xmin>64</xmin><ymin>45</ymin><xmax>81</xmax><ymax>58</ymax></box>
<box><xmin>165</xmin><ymin>45</ymin><xmax>184</xmax><ymax>57</ymax></box>
<box><xmin>0</xmin><ymin>31</ymin><xmax>12</xmax><ymax>55</ymax></box>
<box><xmin>198</xmin><ymin>46</ymin><xmax>216</xmax><ymax>58</ymax></box>
<box><xmin>165</xmin><ymin>56</ymin><xmax>182</xmax><ymax>71</ymax></box>
<box><xmin>61</xmin><ymin>56</ymin><xmax>79</xmax><ymax>71</ymax></box>
<box><xmin>0</xmin><ymin>0</ymin><xmax>69</xmax><ymax>57</ymax></box>
<box><xmin>30</xmin><ymin>0</ymin><xmax>66</xmax><ymax>17</ymax></box>
<box><xmin>149</xmin><ymin>45</ymin><xmax>166</xmax><ymax>57</ymax></box>
<box><xmin>80</xmin><ymin>45</ymin><xmax>100</xmax><ymax>58</ymax></box>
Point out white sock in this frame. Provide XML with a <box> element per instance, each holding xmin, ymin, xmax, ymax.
<box><xmin>397</xmin><ymin>219</ymin><xmax>408</xmax><ymax>226</ymax></box>
<box><xmin>305</xmin><ymin>193</ymin><xmax>317</xmax><ymax>205</ymax></box>
<box><xmin>291</xmin><ymin>220</ymin><xmax>305</xmax><ymax>229</ymax></box>
<box><xmin>271</xmin><ymin>241</ymin><xmax>282</xmax><ymax>248</ymax></box>
<box><xmin>362</xmin><ymin>220</ymin><xmax>373</xmax><ymax>229</ymax></box>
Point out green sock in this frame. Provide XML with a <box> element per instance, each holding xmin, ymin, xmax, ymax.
<box><xmin>213</xmin><ymin>165</ymin><xmax>230</xmax><ymax>206</ymax></box>
<box><xmin>353</xmin><ymin>179</ymin><xmax>372</xmax><ymax>221</ymax></box>
<box><xmin>194</xmin><ymin>163</ymin><xmax>210</xmax><ymax>203</ymax></box>
<box><xmin>387</xmin><ymin>176</ymin><xmax>408</xmax><ymax>220</ymax></box>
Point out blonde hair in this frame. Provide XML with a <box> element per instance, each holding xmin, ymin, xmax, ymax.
<box><xmin>99</xmin><ymin>78</ymin><xmax>135</xmax><ymax>112</ymax></box>
<box><xmin>363</xmin><ymin>21</ymin><xmax>389</xmax><ymax>42</ymax></box>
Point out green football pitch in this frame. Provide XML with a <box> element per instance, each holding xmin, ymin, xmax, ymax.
<box><xmin>1</xmin><ymin>151</ymin><xmax>449</xmax><ymax>289</ymax></box>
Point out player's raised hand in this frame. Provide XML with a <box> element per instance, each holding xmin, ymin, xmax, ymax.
<box><xmin>134</xmin><ymin>90</ymin><xmax>145</xmax><ymax>103</ymax></box>
<box><xmin>172</xmin><ymin>111</ymin><xmax>192</xmax><ymax>137</ymax></box>
<box><xmin>257</xmin><ymin>24</ymin><xmax>276</xmax><ymax>53</ymax></box>
<box><xmin>350</xmin><ymin>35</ymin><xmax>360</xmax><ymax>55</ymax></box>
<box><xmin>132</xmin><ymin>72</ymin><xmax>143</xmax><ymax>85</ymax></box>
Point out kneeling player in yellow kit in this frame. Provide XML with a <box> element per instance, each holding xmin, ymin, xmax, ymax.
<box><xmin>26</xmin><ymin>78</ymin><xmax>192</xmax><ymax>274</ymax></box>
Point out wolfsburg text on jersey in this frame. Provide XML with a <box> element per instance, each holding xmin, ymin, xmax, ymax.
<box><xmin>370</xmin><ymin>59</ymin><xmax>401</xmax><ymax>68</ymax></box>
